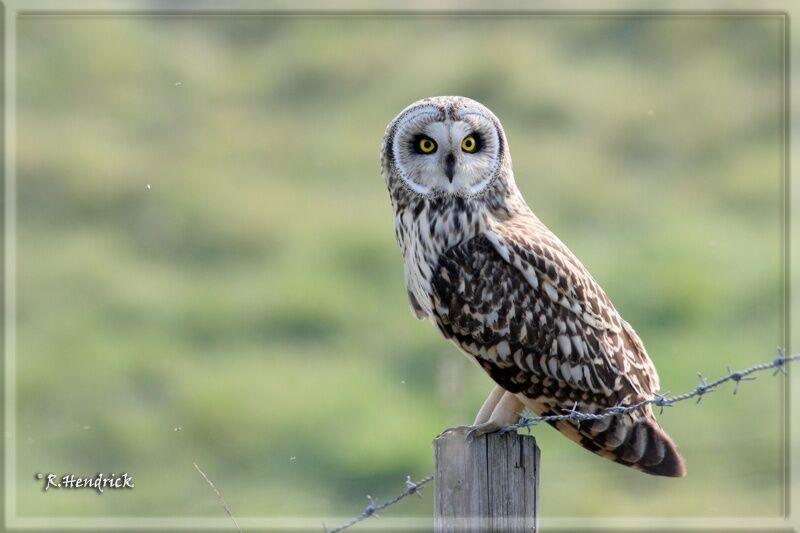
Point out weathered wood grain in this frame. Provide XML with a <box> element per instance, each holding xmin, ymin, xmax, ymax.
<box><xmin>433</xmin><ymin>427</ymin><xmax>539</xmax><ymax>532</ymax></box>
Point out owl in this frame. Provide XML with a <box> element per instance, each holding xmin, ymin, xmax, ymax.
<box><xmin>380</xmin><ymin>96</ymin><xmax>685</xmax><ymax>477</ymax></box>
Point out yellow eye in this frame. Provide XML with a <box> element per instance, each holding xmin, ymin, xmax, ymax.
<box><xmin>461</xmin><ymin>135</ymin><xmax>477</xmax><ymax>153</ymax></box>
<box><xmin>418</xmin><ymin>137</ymin><xmax>437</xmax><ymax>154</ymax></box>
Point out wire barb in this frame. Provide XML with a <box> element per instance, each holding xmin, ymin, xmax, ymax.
<box><xmin>363</xmin><ymin>495</ymin><xmax>378</xmax><ymax>518</ymax></box>
<box><xmin>405</xmin><ymin>475</ymin><xmax>423</xmax><ymax>498</ymax></box>
<box><xmin>563</xmin><ymin>402</ymin><xmax>585</xmax><ymax>428</ymax></box>
<box><xmin>652</xmin><ymin>392</ymin><xmax>672</xmax><ymax>414</ymax></box>
<box><xmin>693</xmin><ymin>373</ymin><xmax>714</xmax><ymax>404</ymax></box>
<box><xmin>725</xmin><ymin>366</ymin><xmax>756</xmax><ymax>394</ymax></box>
<box><xmin>515</xmin><ymin>413</ymin><xmax>537</xmax><ymax>433</ymax></box>
<box><xmin>772</xmin><ymin>347</ymin><xmax>787</xmax><ymax>375</ymax></box>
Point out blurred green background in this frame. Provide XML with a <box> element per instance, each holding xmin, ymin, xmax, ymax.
<box><xmin>14</xmin><ymin>13</ymin><xmax>786</xmax><ymax>528</ymax></box>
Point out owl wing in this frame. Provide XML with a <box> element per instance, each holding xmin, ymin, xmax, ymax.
<box><xmin>430</xmin><ymin>224</ymin><xmax>685</xmax><ymax>477</ymax></box>
<box><xmin>432</xmin><ymin>228</ymin><xmax>657</xmax><ymax>404</ymax></box>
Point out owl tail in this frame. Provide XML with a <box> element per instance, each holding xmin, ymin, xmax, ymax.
<box><xmin>524</xmin><ymin>399</ymin><xmax>686</xmax><ymax>477</ymax></box>
<box><xmin>578</xmin><ymin>414</ymin><xmax>687</xmax><ymax>477</ymax></box>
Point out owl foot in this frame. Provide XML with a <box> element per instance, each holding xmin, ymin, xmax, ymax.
<box><xmin>468</xmin><ymin>390</ymin><xmax>525</xmax><ymax>440</ymax></box>
<box><xmin>436</xmin><ymin>390</ymin><xmax>525</xmax><ymax>440</ymax></box>
<box><xmin>465</xmin><ymin>421</ymin><xmax>506</xmax><ymax>440</ymax></box>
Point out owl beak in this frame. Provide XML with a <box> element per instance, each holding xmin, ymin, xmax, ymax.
<box><xmin>444</xmin><ymin>153</ymin><xmax>456</xmax><ymax>182</ymax></box>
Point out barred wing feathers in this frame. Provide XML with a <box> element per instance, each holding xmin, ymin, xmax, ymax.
<box><xmin>430</xmin><ymin>224</ymin><xmax>686</xmax><ymax>477</ymax></box>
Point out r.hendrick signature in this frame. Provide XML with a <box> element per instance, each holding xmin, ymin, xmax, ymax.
<box><xmin>36</xmin><ymin>472</ymin><xmax>134</xmax><ymax>493</ymax></box>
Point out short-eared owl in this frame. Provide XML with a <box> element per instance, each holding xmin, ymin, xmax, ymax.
<box><xmin>380</xmin><ymin>96</ymin><xmax>685</xmax><ymax>477</ymax></box>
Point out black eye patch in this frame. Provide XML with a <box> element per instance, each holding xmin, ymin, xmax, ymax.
<box><xmin>411</xmin><ymin>134</ymin><xmax>438</xmax><ymax>154</ymax></box>
<box><xmin>463</xmin><ymin>132</ymin><xmax>483</xmax><ymax>153</ymax></box>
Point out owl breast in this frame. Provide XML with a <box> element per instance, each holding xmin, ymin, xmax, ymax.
<box><xmin>393</xmin><ymin>196</ymin><xmax>488</xmax><ymax>318</ymax></box>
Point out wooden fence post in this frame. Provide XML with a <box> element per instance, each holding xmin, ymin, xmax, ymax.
<box><xmin>433</xmin><ymin>426</ymin><xmax>540</xmax><ymax>532</ymax></box>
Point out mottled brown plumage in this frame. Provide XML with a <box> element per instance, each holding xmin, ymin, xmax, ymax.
<box><xmin>381</xmin><ymin>96</ymin><xmax>685</xmax><ymax>477</ymax></box>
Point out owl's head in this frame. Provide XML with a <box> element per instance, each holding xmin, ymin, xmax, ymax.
<box><xmin>381</xmin><ymin>96</ymin><xmax>512</xmax><ymax>198</ymax></box>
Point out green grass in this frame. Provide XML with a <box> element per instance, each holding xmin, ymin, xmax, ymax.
<box><xmin>14</xmin><ymin>14</ymin><xmax>785</xmax><ymax>523</ymax></box>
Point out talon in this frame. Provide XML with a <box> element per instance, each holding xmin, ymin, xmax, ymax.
<box><xmin>435</xmin><ymin>425</ymin><xmax>471</xmax><ymax>439</ymax></box>
<box><xmin>465</xmin><ymin>421</ymin><xmax>503</xmax><ymax>440</ymax></box>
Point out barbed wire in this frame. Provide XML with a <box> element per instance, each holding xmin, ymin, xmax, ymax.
<box><xmin>323</xmin><ymin>348</ymin><xmax>797</xmax><ymax>532</ymax></box>
<box><xmin>507</xmin><ymin>348</ymin><xmax>797</xmax><ymax>431</ymax></box>
<box><xmin>323</xmin><ymin>475</ymin><xmax>433</xmax><ymax>533</ymax></box>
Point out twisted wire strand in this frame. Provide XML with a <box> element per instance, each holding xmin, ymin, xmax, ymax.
<box><xmin>507</xmin><ymin>349</ymin><xmax>797</xmax><ymax>431</ymax></box>
<box><xmin>324</xmin><ymin>475</ymin><xmax>433</xmax><ymax>533</ymax></box>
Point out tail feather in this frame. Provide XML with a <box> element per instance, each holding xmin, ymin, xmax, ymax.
<box><xmin>521</xmin><ymin>397</ymin><xmax>686</xmax><ymax>477</ymax></box>
<box><xmin>632</xmin><ymin>419</ymin><xmax>685</xmax><ymax>477</ymax></box>
<box><xmin>584</xmin><ymin>413</ymin><xmax>686</xmax><ymax>477</ymax></box>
